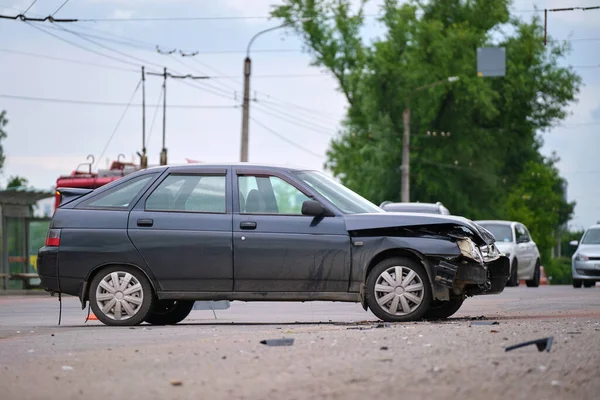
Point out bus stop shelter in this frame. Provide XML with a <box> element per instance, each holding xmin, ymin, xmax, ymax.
<box><xmin>0</xmin><ymin>187</ymin><xmax>53</xmax><ymax>291</ymax></box>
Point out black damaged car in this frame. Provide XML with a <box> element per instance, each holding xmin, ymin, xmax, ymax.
<box><xmin>37</xmin><ymin>164</ymin><xmax>509</xmax><ymax>326</ymax></box>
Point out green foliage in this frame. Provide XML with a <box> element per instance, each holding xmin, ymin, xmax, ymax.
<box><xmin>561</xmin><ymin>229</ymin><xmax>584</xmax><ymax>258</ymax></box>
<box><xmin>544</xmin><ymin>257</ymin><xmax>572</xmax><ymax>285</ymax></box>
<box><xmin>0</xmin><ymin>110</ymin><xmax>7</xmax><ymax>171</ymax></box>
<box><xmin>7</xmin><ymin>176</ymin><xmax>29</xmax><ymax>189</ymax></box>
<box><xmin>272</xmin><ymin>0</ymin><xmax>580</xmax><ymax>257</ymax></box>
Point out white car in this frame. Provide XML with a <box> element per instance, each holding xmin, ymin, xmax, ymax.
<box><xmin>570</xmin><ymin>223</ymin><xmax>600</xmax><ymax>288</ymax></box>
<box><xmin>475</xmin><ymin>220</ymin><xmax>541</xmax><ymax>287</ymax></box>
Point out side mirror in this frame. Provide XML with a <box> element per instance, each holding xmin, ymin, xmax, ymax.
<box><xmin>569</xmin><ymin>240</ymin><xmax>579</xmax><ymax>247</ymax></box>
<box><xmin>301</xmin><ymin>200</ymin><xmax>325</xmax><ymax>217</ymax></box>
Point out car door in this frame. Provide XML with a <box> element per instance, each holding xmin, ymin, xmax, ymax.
<box><xmin>127</xmin><ymin>166</ymin><xmax>233</xmax><ymax>292</ymax></box>
<box><xmin>232</xmin><ymin>168</ymin><xmax>351</xmax><ymax>292</ymax></box>
<box><xmin>515</xmin><ymin>224</ymin><xmax>535</xmax><ymax>274</ymax></box>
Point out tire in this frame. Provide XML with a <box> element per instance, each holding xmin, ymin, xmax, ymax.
<box><xmin>506</xmin><ymin>260</ymin><xmax>519</xmax><ymax>287</ymax></box>
<box><xmin>89</xmin><ymin>265</ymin><xmax>154</xmax><ymax>326</ymax></box>
<box><xmin>144</xmin><ymin>300</ymin><xmax>195</xmax><ymax>325</ymax></box>
<box><xmin>365</xmin><ymin>257</ymin><xmax>432</xmax><ymax>322</ymax></box>
<box><xmin>526</xmin><ymin>260</ymin><xmax>541</xmax><ymax>288</ymax></box>
<box><xmin>573</xmin><ymin>279</ymin><xmax>582</xmax><ymax>288</ymax></box>
<box><xmin>583</xmin><ymin>281</ymin><xmax>594</xmax><ymax>288</ymax></box>
<box><xmin>423</xmin><ymin>297</ymin><xmax>464</xmax><ymax>320</ymax></box>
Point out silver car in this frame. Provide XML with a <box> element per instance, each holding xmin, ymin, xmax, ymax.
<box><xmin>570</xmin><ymin>223</ymin><xmax>600</xmax><ymax>288</ymax></box>
<box><xmin>475</xmin><ymin>220</ymin><xmax>541</xmax><ymax>287</ymax></box>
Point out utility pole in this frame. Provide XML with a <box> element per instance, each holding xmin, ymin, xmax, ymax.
<box><xmin>139</xmin><ymin>66</ymin><xmax>148</xmax><ymax>169</ymax></box>
<box><xmin>160</xmin><ymin>67</ymin><xmax>167</xmax><ymax>166</ymax></box>
<box><xmin>240</xmin><ymin>19</ymin><xmax>310</xmax><ymax>162</ymax></box>
<box><xmin>240</xmin><ymin>57</ymin><xmax>251</xmax><ymax>162</ymax></box>
<box><xmin>400</xmin><ymin>76</ymin><xmax>459</xmax><ymax>202</ymax></box>
<box><xmin>401</xmin><ymin>103</ymin><xmax>411</xmax><ymax>202</ymax></box>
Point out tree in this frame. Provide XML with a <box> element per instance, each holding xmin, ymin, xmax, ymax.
<box><xmin>7</xmin><ymin>176</ymin><xmax>29</xmax><ymax>189</ymax></box>
<box><xmin>0</xmin><ymin>110</ymin><xmax>7</xmax><ymax>171</ymax></box>
<box><xmin>272</xmin><ymin>0</ymin><xmax>581</xmax><ymax>262</ymax></box>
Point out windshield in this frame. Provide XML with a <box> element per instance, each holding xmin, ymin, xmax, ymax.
<box><xmin>478</xmin><ymin>223</ymin><xmax>513</xmax><ymax>243</ymax></box>
<box><xmin>295</xmin><ymin>171</ymin><xmax>384</xmax><ymax>214</ymax></box>
<box><xmin>581</xmin><ymin>228</ymin><xmax>600</xmax><ymax>245</ymax></box>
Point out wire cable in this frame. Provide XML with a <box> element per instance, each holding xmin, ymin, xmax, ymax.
<box><xmin>250</xmin><ymin>117</ymin><xmax>324</xmax><ymax>158</ymax></box>
<box><xmin>52</xmin><ymin>0</ymin><xmax>71</xmax><ymax>17</ymax></box>
<box><xmin>23</xmin><ymin>0</ymin><xmax>39</xmax><ymax>15</ymax></box>
<box><xmin>252</xmin><ymin>104</ymin><xmax>336</xmax><ymax>136</ymax></box>
<box><xmin>0</xmin><ymin>93</ymin><xmax>237</xmax><ymax>108</ymax></box>
<box><xmin>146</xmin><ymin>85</ymin><xmax>164</xmax><ymax>147</ymax></box>
<box><xmin>95</xmin><ymin>79</ymin><xmax>141</xmax><ymax>168</ymax></box>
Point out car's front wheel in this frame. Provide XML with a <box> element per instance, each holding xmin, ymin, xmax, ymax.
<box><xmin>526</xmin><ymin>260</ymin><xmax>541</xmax><ymax>288</ymax></box>
<box><xmin>507</xmin><ymin>260</ymin><xmax>519</xmax><ymax>287</ymax></box>
<box><xmin>89</xmin><ymin>266</ymin><xmax>154</xmax><ymax>326</ymax></box>
<box><xmin>144</xmin><ymin>300</ymin><xmax>195</xmax><ymax>325</ymax></box>
<box><xmin>583</xmin><ymin>281</ymin><xmax>595</xmax><ymax>288</ymax></box>
<box><xmin>573</xmin><ymin>279</ymin><xmax>582</xmax><ymax>288</ymax></box>
<box><xmin>366</xmin><ymin>257</ymin><xmax>432</xmax><ymax>322</ymax></box>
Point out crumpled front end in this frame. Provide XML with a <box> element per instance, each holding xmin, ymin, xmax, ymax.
<box><xmin>433</xmin><ymin>238</ymin><xmax>510</xmax><ymax>297</ymax></box>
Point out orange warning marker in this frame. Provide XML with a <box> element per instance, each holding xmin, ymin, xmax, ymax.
<box><xmin>86</xmin><ymin>313</ymin><xmax>98</xmax><ymax>321</ymax></box>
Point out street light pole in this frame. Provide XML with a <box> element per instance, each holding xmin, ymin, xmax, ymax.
<box><xmin>240</xmin><ymin>19</ymin><xmax>310</xmax><ymax>162</ymax></box>
<box><xmin>400</xmin><ymin>76</ymin><xmax>459</xmax><ymax>202</ymax></box>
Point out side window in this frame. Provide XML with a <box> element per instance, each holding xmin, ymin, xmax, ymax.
<box><xmin>81</xmin><ymin>175</ymin><xmax>154</xmax><ymax>209</ymax></box>
<box><xmin>146</xmin><ymin>174</ymin><xmax>226</xmax><ymax>213</ymax></box>
<box><xmin>238</xmin><ymin>175</ymin><xmax>310</xmax><ymax>215</ymax></box>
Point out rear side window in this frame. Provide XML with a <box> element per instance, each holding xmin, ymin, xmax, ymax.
<box><xmin>146</xmin><ymin>174</ymin><xmax>226</xmax><ymax>213</ymax></box>
<box><xmin>80</xmin><ymin>175</ymin><xmax>155</xmax><ymax>209</ymax></box>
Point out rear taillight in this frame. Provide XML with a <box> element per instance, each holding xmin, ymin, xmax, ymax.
<box><xmin>46</xmin><ymin>229</ymin><xmax>61</xmax><ymax>247</ymax></box>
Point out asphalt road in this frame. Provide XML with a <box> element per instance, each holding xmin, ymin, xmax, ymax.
<box><xmin>1</xmin><ymin>286</ymin><xmax>599</xmax><ymax>400</ymax></box>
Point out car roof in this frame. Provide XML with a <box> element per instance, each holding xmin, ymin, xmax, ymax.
<box><xmin>144</xmin><ymin>163</ymin><xmax>313</xmax><ymax>173</ymax></box>
<box><xmin>475</xmin><ymin>220</ymin><xmax>516</xmax><ymax>226</ymax></box>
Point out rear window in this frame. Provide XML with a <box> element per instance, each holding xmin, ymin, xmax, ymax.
<box><xmin>79</xmin><ymin>175</ymin><xmax>155</xmax><ymax>209</ymax></box>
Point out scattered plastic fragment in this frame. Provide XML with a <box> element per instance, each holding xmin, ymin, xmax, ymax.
<box><xmin>538</xmin><ymin>365</ymin><xmax>547</xmax><ymax>372</ymax></box>
<box><xmin>380</xmin><ymin>346</ymin><xmax>389</xmax><ymax>351</ymax></box>
<box><xmin>566</xmin><ymin>331</ymin><xmax>581</xmax><ymax>335</ymax></box>
<box><xmin>170</xmin><ymin>380</ymin><xmax>183</xmax><ymax>386</ymax></box>
<box><xmin>260</xmin><ymin>338</ymin><xmax>294</xmax><ymax>347</ymax></box>
<box><xmin>505</xmin><ymin>337</ymin><xmax>553</xmax><ymax>353</ymax></box>
<box><xmin>551</xmin><ymin>380</ymin><xmax>561</xmax><ymax>387</ymax></box>
<box><xmin>471</xmin><ymin>321</ymin><xmax>499</xmax><ymax>326</ymax></box>
<box><xmin>27</xmin><ymin>349</ymin><xmax>34</xmax><ymax>353</ymax></box>
<box><xmin>61</xmin><ymin>366</ymin><xmax>73</xmax><ymax>371</ymax></box>
<box><xmin>374</xmin><ymin>323</ymin><xmax>391</xmax><ymax>329</ymax></box>
<box><xmin>490</xmin><ymin>330</ymin><xmax>499</xmax><ymax>333</ymax></box>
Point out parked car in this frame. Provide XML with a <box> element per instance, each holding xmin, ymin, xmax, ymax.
<box><xmin>380</xmin><ymin>201</ymin><xmax>451</xmax><ymax>215</ymax></box>
<box><xmin>570</xmin><ymin>223</ymin><xmax>600</xmax><ymax>288</ymax></box>
<box><xmin>38</xmin><ymin>164</ymin><xmax>509</xmax><ymax>326</ymax></box>
<box><xmin>475</xmin><ymin>220</ymin><xmax>541</xmax><ymax>287</ymax></box>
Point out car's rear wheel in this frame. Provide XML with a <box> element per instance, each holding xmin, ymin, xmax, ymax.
<box><xmin>573</xmin><ymin>279</ymin><xmax>582</xmax><ymax>288</ymax></box>
<box><xmin>506</xmin><ymin>260</ymin><xmax>519</xmax><ymax>287</ymax></box>
<box><xmin>583</xmin><ymin>281</ymin><xmax>594</xmax><ymax>288</ymax></box>
<box><xmin>526</xmin><ymin>260</ymin><xmax>541</xmax><ymax>288</ymax></box>
<box><xmin>89</xmin><ymin>266</ymin><xmax>154</xmax><ymax>326</ymax></box>
<box><xmin>144</xmin><ymin>300</ymin><xmax>195</xmax><ymax>325</ymax></box>
<box><xmin>423</xmin><ymin>297</ymin><xmax>464</xmax><ymax>320</ymax></box>
<box><xmin>366</xmin><ymin>257</ymin><xmax>432</xmax><ymax>322</ymax></box>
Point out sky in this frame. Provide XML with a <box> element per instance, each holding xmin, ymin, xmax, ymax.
<box><xmin>0</xmin><ymin>0</ymin><xmax>598</xmax><ymax>230</ymax></box>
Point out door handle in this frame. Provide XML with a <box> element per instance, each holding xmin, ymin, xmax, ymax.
<box><xmin>137</xmin><ymin>219</ymin><xmax>154</xmax><ymax>227</ymax></box>
<box><xmin>240</xmin><ymin>221</ymin><xmax>257</xmax><ymax>230</ymax></box>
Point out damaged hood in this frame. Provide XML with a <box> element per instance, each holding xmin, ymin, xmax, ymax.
<box><xmin>344</xmin><ymin>212</ymin><xmax>496</xmax><ymax>246</ymax></box>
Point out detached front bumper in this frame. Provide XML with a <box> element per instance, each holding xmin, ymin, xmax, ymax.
<box><xmin>434</xmin><ymin>255</ymin><xmax>510</xmax><ymax>296</ymax></box>
<box><xmin>37</xmin><ymin>246</ymin><xmax>60</xmax><ymax>293</ymax></box>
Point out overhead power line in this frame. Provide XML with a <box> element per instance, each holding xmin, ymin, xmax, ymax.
<box><xmin>0</xmin><ymin>93</ymin><xmax>238</xmax><ymax>109</ymax></box>
<box><xmin>52</xmin><ymin>0</ymin><xmax>72</xmax><ymax>17</ymax></box>
<box><xmin>23</xmin><ymin>0</ymin><xmax>39</xmax><ymax>15</ymax></box>
<box><xmin>96</xmin><ymin>79</ymin><xmax>142</xmax><ymax>168</ymax></box>
<box><xmin>250</xmin><ymin>117</ymin><xmax>324</xmax><ymax>159</ymax></box>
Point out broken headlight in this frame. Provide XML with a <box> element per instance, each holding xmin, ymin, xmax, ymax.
<box><xmin>457</xmin><ymin>238</ymin><xmax>484</xmax><ymax>263</ymax></box>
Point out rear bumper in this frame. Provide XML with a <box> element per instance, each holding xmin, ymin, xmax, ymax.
<box><xmin>37</xmin><ymin>247</ymin><xmax>82</xmax><ymax>296</ymax></box>
<box><xmin>434</xmin><ymin>255</ymin><xmax>510</xmax><ymax>296</ymax></box>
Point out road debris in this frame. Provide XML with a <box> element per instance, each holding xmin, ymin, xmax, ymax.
<box><xmin>551</xmin><ymin>380</ymin><xmax>562</xmax><ymax>387</ymax></box>
<box><xmin>471</xmin><ymin>321</ymin><xmax>499</xmax><ymax>326</ymax></box>
<box><xmin>505</xmin><ymin>336</ymin><xmax>553</xmax><ymax>353</ymax></box>
<box><xmin>61</xmin><ymin>366</ymin><xmax>73</xmax><ymax>371</ymax></box>
<box><xmin>490</xmin><ymin>330</ymin><xmax>499</xmax><ymax>333</ymax></box>
<box><xmin>380</xmin><ymin>346</ymin><xmax>389</xmax><ymax>351</ymax></box>
<box><xmin>170</xmin><ymin>380</ymin><xmax>183</xmax><ymax>386</ymax></box>
<box><xmin>538</xmin><ymin>365</ymin><xmax>548</xmax><ymax>372</ymax></box>
<box><xmin>260</xmin><ymin>338</ymin><xmax>294</xmax><ymax>346</ymax></box>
